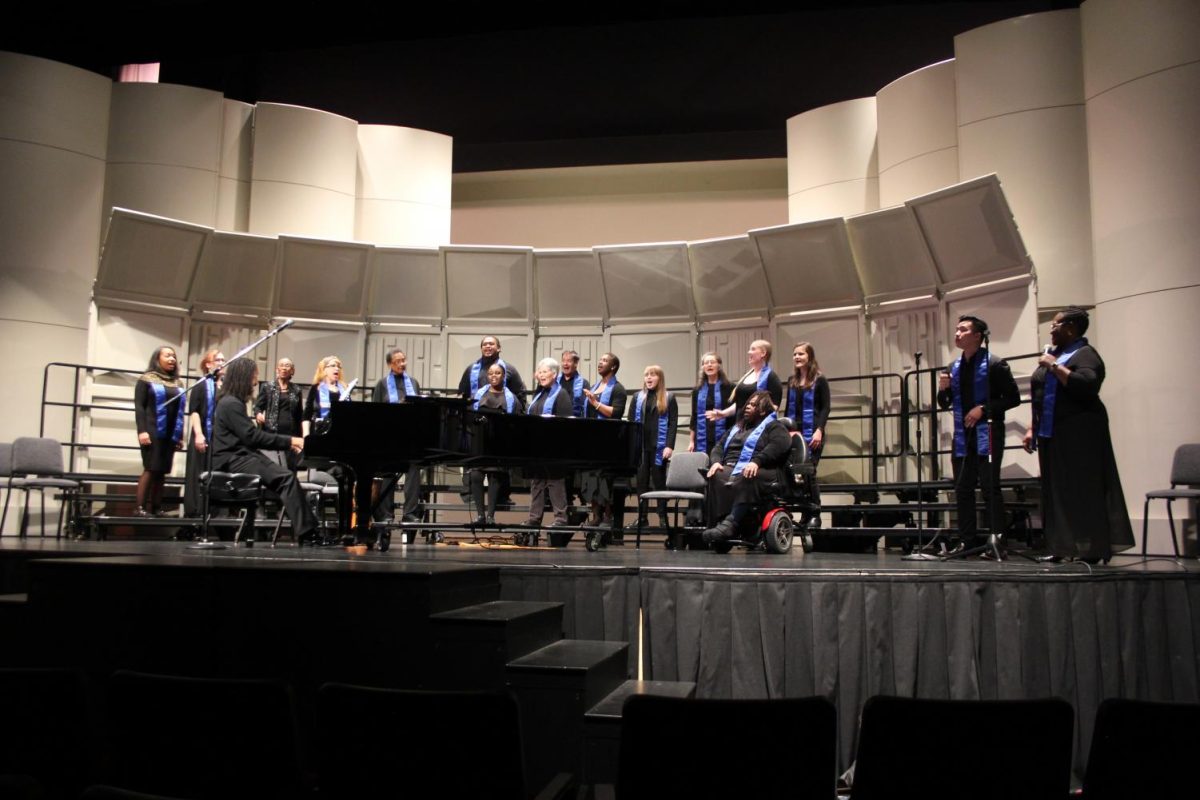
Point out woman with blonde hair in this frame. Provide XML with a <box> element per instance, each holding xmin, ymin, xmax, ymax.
<box><xmin>626</xmin><ymin>365</ymin><xmax>679</xmax><ymax>532</ymax></box>
<box><xmin>303</xmin><ymin>355</ymin><xmax>351</xmax><ymax>436</ymax></box>
<box><xmin>688</xmin><ymin>352</ymin><xmax>734</xmax><ymax>457</ymax></box>
<box><xmin>708</xmin><ymin>339</ymin><xmax>783</xmax><ymax>425</ymax></box>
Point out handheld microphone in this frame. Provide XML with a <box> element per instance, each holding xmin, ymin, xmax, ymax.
<box><xmin>277</xmin><ymin>318</ymin><xmax>295</xmax><ymax>331</ymax></box>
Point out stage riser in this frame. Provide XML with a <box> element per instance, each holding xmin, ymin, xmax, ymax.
<box><xmin>641</xmin><ymin>571</ymin><xmax>1200</xmax><ymax>775</ymax></box>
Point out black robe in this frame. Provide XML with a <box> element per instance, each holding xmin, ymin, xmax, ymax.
<box><xmin>1030</xmin><ymin>343</ymin><xmax>1134</xmax><ymax>559</ymax></box>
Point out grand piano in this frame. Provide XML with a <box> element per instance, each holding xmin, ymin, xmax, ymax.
<box><xmin>303</xmin><ymin>395</ymin><xmax>641</xmax><ymax>548</ymax></box>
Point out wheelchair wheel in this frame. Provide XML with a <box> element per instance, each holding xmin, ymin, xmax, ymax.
<box><xmin>763</xmin><ymin>513</ymin><xmax>794</xmax><ymax>554</ymax></box>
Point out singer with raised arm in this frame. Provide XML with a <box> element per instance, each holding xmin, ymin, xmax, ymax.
<box><xmin>1023</xmin><ymin>307</ymin><xmax>1133</xmax><ymax>563</ymax></box>
<box><xmin>211</xmin><ymin>358</ymin><xmax>319</xmax><ymax>545</ymax></box>
<box><xmin>936</xmin><ymin>315</ymin><xmax>1020</xmax><ymax>555</ymax></box>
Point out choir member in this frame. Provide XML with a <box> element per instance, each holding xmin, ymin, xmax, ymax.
<box><xmin>468</xmin><ymin>362</ymin><xmax>525</xmax><ymax>525</ymax></box>
<box><xmin>688</xmin><ymin>352</ymin><xmax>734</xmax><ymax>456</ymax></box>
<box><xmin>709</xmin><ymin>339</ymin><xmax>783</xmax><ymax>425</ymax></box>
<box><xmin>183</xmin><ymin>349</ymin><xmax>224</xmax><ymax>518</ymax></box>
<box><xmin>524</xmin><ymin>357</ymin><xmax>574</xmax><ymax>528</ymax></box>
<box><xmin>303</xmin><ymin>355</ymin><xmax>350</xmax><ymax>436</ymax></box>
<box><xmin>370</xmin><ymin>347</ymin><xmax>424</xmax><ymax>524</ymax></box>
<box><xmin>627</xmin><ymin>365</ymin><xmax>679</xmax><ymax>530</ymax></box>
<box><xmin>254</xmin><ymin>357</ymin><xmax>304</xmax><ymax>469</ymax></box>
<box><xmin>133</xmin><ymin>346</ymin><xmax>184</xmax><ymax>517</ymax></box>
<box><xmin>581</xmin><ymin>352</ymin><xmax>628</xmax><ymax>527</ymax></box>
<box><xmin>785</xmin><ymin>342</ymin><xmax>831</xmax><ymax>529</ymax></box>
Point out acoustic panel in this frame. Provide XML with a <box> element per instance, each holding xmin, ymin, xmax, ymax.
<box><xmin>907</xmin><ymin>174</ymin><xmax>1032</xmax><ymax>292</ymax></box>
<box><xmin>276</xmin><ymin>326</ymin><xmax>364</xmax><ymax>390</ymax></box>
<box><xmin>844</xmin><ymin>206</ymin><xmax>939</xmax><ymax>305</ymax></box>
<box><xmin>443</xmin><ymin>246</ymin><xmax>532</xmax><ymax>322</ymax></box>
<box><xmin>446</xmin><ymin>331</ymin><xmax>533</xmax><ymax>393</ymax></box>
<box><xmin>189</xmin><ymin>231</ymin><xmax>278</xmax><ymax>316</ymax></box>
<box><xmin>274</xmin><ymin>236</ymin><xmax>371</xmax><ymax>322</ymax></box>
<box><xmin>534</xmin><ymin>249</ymin><xmax>606</xmax><ymax>325</ymax></box>
<box><xmin>368</xmin><ymin>247</ymin><xmax>443</xmax><ymax>323</ymax></box>
<box><xmin>687</xmin><ymin>235</ymin><xmax>769</xmax><ymax>321</ymax></box>
<box><xmin>607</xmin><ymin>328</ymin><xmax>696</xmax><ymax>427</ymax></box>
<box><xmin>364</xmin><ymin>332</ymin><xmax>444</xmax><ymax>390</ymax></box>
<box><xmin>96</xmin><ymin>208</ymin><xmax>209</xmax><ymax>307</ymax></box>
<box><xmin>596</xmin><ymin>243</ymin><xmax>693</xmax><ymax>324</ymax></box>
<box><xmin>749</xmin><ymin>219</ymin><xmax>862</xmax><ymax>313</ymax></box>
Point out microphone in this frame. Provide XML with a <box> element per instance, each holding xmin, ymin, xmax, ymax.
<box><xmin>276</xmin><ymin>318</ymin><xmax>295</xmax><ymax>332</ymax></box>
<box><xmin>1043</xmin><ymin>344</ymin><xmax>1052</xmax><ymax>355</ymax></box>
<box><xmin>914</xmin><ymin>351</ymin><xmax>923</xmax><ymax>359</ymax></box>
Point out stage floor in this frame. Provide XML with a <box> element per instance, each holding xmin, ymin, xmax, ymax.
<box><xmin>3</xmin><ymin>534</ymin><xmax>1196</xmax><ymax>580</ymax></box>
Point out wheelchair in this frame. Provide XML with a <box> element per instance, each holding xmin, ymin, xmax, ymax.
<box><xmin>706</xmin><ymin>418</ymin><xmax>819</xmax><ymax>555</ymax></box>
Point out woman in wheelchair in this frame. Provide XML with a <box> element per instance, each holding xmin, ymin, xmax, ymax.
<box><xmin>702</xmin><ymin>391</ymin><xmax>793</xmax><ymax>545</ymax></box>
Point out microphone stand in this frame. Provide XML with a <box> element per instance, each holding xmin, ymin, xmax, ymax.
<box><xmin>184</xmin><ymin>319</ymin><xmax>295</xmax><ymax>550</ymax></box>
<box><xmin>903</xmin><ymin>351</ymin><xmax>942</xmax><ymax>561</ymax></box>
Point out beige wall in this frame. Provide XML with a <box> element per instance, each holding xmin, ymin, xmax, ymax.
<box><xmin>450</xmin><ymin>159</ymin><xmax>788</xmax><ymax>248</ymax></box>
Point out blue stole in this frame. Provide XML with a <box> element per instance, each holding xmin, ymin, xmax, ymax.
<box><xmin>636</xmin><ymin>391</ymin><xmax>670</xmax><ymax>466</ymax></box>
<box><xmin>591</xmin><ymin>375</ymin><xmax>617</xmax><ymax>417</ymax></box>
<box><xmin>1038</xmin><ymin>339</ymin><xmax>1087</xmax><ymax>439</ymax></box>
<box><xmin>560</xmin><ymin>374</ymin><xmax>587</xmax><ymax>417</ymax></box>
<box><xmin>695</xmin><ymin>381</ymin><xmax>726</xmax><ymax>454</ymax></box>
<box><xmin>469</xmin><ymin>358</ymin><xmax>507</xmax><ymax>394</ymax></box>
<box><xmin>950</xmin><ymin>353</ymin><xmax>990</xmax><ymax>456</ymax></box>
<box><xmin>385</xmin><ymin>372</ymin><xmax>416</xmax><ymax>404</ymax></box>
<box><xmin>533</xmin><ymin>382</ymin><xmax>563</xmax><ymax>417</ymax></box>
<box><xmin>788</xmin><ymin>385</ymin><xmax>816</xmax><ymax>443</ymax></box>
<box><xmin>756</xmin><ymin>367</ymin><xmax>772</xmax><ymax>391</ymax></box>
<box><xmin>473</xmin><ymin>384</ymin><xmax>517</xmax><ymax>413</ymax></box>
<box><xmin>724</xmin><ymin>412</ymin><xmax>777</xmax><ymax>476</ymax></box>
<box><xmin>203</xmin><ymin>377</ymin><xmax>216</xmax><ymax>439</ymax></box>
<box><xmin>150</xmin><ymin>383</ymin><xmax>184</xmax><ymax>441</ymax></box>
<box><xmin>317</xmin><ymin>382</ymin><xmax>346</xmax><ymax>420</ymax></box>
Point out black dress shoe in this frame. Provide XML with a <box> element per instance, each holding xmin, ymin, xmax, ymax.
<box><xmin>1036</xmin><ymin>554</ymin><xmax>1064</xmax><ymax>563</ymax></box>
<box><xmin>472</xmin><ymin>515</ymin><xmax>488</xmax><ymax>527</ymax></box>
<box><xmin>402</xmin><ymin>513</ymin><xmax>422</xmax><ymax>524</ymax></box>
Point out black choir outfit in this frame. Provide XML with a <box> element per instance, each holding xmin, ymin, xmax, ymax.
<box><xmin>183</xmin><ymin>374</ymin><xmax>220</xmax><ymax>517</ymax></box>
<box><xmin>784</xmin><ymin>374</ymin><xmax>831</xmax><ymax>523</ymax></box>
<box><xmin>468</xmin><ymin>387</ymin><xmax>525</xmax><ymax>521</ymax></box>
<box><xmin>558</xmin><ymin>373</ymin><xmax>591</xmax><ymax>417</ymax></box>
<box><xmin>210</xmin><ymin>395</ymin><xmax>317</xmax><ymax>542</ymax></box>
<box><xmin>370</xmin><ymin>372</ymin><xmax>425</xmax><ymax>522</ymax></box>
<box><xmin>731</xmin><ymin>367</ymin><xmax>783</xmax><ymax>420</ymax></box>
<box><xmin>690</xmin><ymin>378</ymin><xmax>735</xmax><ymax>456</ymax></box>
<box><xmin>579</xmin><ymin>375</ymin><xmax>628</xmax><ymax>511</ymax></box>
<box><xmin>1030</xmin><ymin>340</ymin><xmax>1133</xmax><ymax>560</ymax></box>
<box><xmin>628</xmin><ymin>390</ymin><xmax>679</xmax><ymax>524</ymax></box>
<box><xmin>524</xmin><ymin>383</ymin><xmax>574</xmax><ymax>526</ymax></box>
<box><xmin>706</xmin><ymin>415</ymin><xmax>792</xmax><ymax>523</ymax></box>
<box><xmin>254</xmin><ymin>378</ymin><xmax>304</xmax><ymax>470</ymax></box>
<box><xmin>936</xmin><ymin>350</ymin><xmax>1020</xmax><ymax>547</ymax></box>
<box><xmin>134</xmin><ymin>372</ymin><xmax>184</xmax><ymax>473</ymax></box>
<box><xmin>304</xmin><ymin>382</ymin><xmax>350</xmax><ymax>429</ymax></box>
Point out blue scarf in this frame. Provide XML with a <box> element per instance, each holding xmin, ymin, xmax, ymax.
<box><xmin>723</xmin><ymin>412</ymin><xmax>777</xmax><ymax>476</ymax></box>
<box><xmin>696</xmin><ymin>381</ymin><xmax>726</xmax><ymax>454</ymax></box>
<box><xmin>1038</xmin><ymin>339</ymin><xmax>1088</xmax><ymax>439</ymax></box>
<box><xmin>533</xmin><ymin>382</ymin><xmax>563</xmax><ymax>417</ymax></box>
<box><xmin>560</xmin><ymin>374</ymin><xmax>588</xmax><ymax>417</ymax></box>
<box><xmin>385</xmin><ymin>372</ymin><xmax>416</xmax><ymax>404</ymax></box>
<box><xmin>469</xmin><ymin>358</ymin><xmax>507</xmax><ymax>394</ymax></box>
<box><xmin>636</xmin><ymin>390</ymin><xmax>670</xmax><ymax>466</ymax></box>
<box><xmin>473</xmin><ymin>384</ymin><xmax>517</xmax><ymax>413</ymax></box>
<box><xmin>788</xmin><ymin>384</ymin><xmax>816</xmax><ymax>443</ymax></box>
<box><xmin>317</xmin><ymin>382</ymin><xmax>347</xmax><ymax>420</ymax></box>
<box><xmin>950</xmin><ymin>353</ymin><xmax>990</xmax><ymax>456</ymax></box>
<box><xmin>203</xmin><ymin>377</ymin><xmax>216</xmax><ymax>439</ymax></box>
<box><xmin>151</xmin><ymin>383</ymin><xmax>185</xmax><ymax>441</ymax></box>
<box><xmin>590</xmin><ymin>374</ymin><xmax>617</xmax><ymax>417</ymax></box>
<box><xmin>756</xmin><ymin>367</ymin><xmax>772</xmax><ymax>391</ymax></box>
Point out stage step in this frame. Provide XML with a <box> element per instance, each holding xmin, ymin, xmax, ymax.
<box><xmin>582</xmin><ymin>679</ymin><xmax>698</xmax><ymax>784</ymax></box>
<box><xmin>508</xmin><ymin>639</ymin><xmax>629</xmax><ymax>793</ymax></box>
<box><xmin>0</xmin><ymin>593</ymin><xmax>30</xmax><ymax>666</ymax></box>
<box><xmin>429</xmin><ymin>599</ymin><xmax>564</xmax><ymax>688</ymax></box>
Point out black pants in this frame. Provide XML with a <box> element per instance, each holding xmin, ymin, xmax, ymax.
<box><xmin>635</xmin><ymin>455</ymin><xmax>668</xmax><ymax>520</ymax></box>
<box><xmin>950</xmin><ymin>433</ymin><xmax>1003</xmax><ymax>546</ymax></box>
<box><xmin>467</xmin><ymin>469</ymin><xmax>503</xmax><ymax>518</ymax></box>
<box><xmin>217</xmin><ymin>453</ymin><xmax>317</xmax><ymax>539</ymax></box>
<box><xmin>373</xmin><ymin>464</ymin><xmax>422</xmax><ymax>522</ymax></box>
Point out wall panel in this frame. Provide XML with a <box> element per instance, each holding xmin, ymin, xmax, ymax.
<box><xmin>877</xmin><ymin>60</ymin><xmax>958</xmax><ymax>208</ymax></box>
<box><xmin>787</xmin><ymin>98</ymin><xmax>879</xmax><ymax>223</ymax></box>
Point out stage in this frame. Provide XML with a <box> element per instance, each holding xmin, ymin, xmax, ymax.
<box><xmin>3</xmin><ymin>535</ymin><xmax>1198</xmax><ymax>775</ymax></box>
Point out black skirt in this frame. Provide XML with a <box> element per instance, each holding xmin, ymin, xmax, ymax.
<box><xmin>140</xmin><ymin>437</ymin><xmax>178</xmax><ymax>473</ymax></box>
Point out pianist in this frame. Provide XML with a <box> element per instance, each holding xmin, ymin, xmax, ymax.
<box><xmin>370</xmin><ymin>347</ymin><xmax>425</xmax><ymax>525</ymax></box>
<box><xmin>523</xmin><ymin>357</ymin><xmax>574</xmax><ymax>529</ymax></box>
<box><xmin>212</xmin><ymin>358</ymin><xmax>319</xmax><ymax>545</ymax></box>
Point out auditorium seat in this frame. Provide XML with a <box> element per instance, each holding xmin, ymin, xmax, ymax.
<box><xmin>0</xmin><ymin>668</ymin><xmax>95</xmax><ymax>800</ymax></box>
<box><xmin>105</xmin><ymin>671</ymin><xmax>305</xmax><ymax>800</ymax></box>
<box><xmin>850</xmin><ymin>695</ymin><xmax>1073</xmax><ymax>800</ymax></box>
<box><xmin>616</xmin><ymin>695</ymin><xmax>837</xmax><ymax>799</ymax></box>
<box><xmin>1082</xmin><ymin>697</ymin><xmax>1200</xmax><ymax>799</ymax></box>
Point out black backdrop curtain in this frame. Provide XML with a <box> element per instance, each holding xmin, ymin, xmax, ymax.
<box><xmin>640</xmin><ymin>570</ymin><xmax>1200</xmax><ymax>773</ymax></box>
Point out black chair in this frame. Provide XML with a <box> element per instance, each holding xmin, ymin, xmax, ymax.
<box><xmin>1142</xmin><ymin>443</ymin><xmax>1200</xmax><ymax>557</ymax></box>
<box><xmin>850</xmin><ymin>695</ymin><xmax>1073</xmax><ymax>800</ymax></box>
<box><xmin>316</xmin><ymin>683</ymin><xmax>572</xmax><ymax>800</ymax></box>
<box><xmin>1082</xmin><ymin>697</ymin><xmax>1200</xmax><ymax>800</ymax></box>
<box><xmin>2</xmin><ymin>438</ymin><xmax>80</xmax><ymax>538</ymax></box>
<box><xmin>198</xmin><ymin>471</ymin><xmax>283</xmax><ymax>545</ymax></box>
<box><xmin>616</xmin><ymin>695</ymin><xmax>837</xmax><ymax>799</ymax></box>
<box><xmin>0</xmin><ymin>668</ymin><xmax>95</xmax><ymax>800</ymax></box>
<box><xmin>105</xmin><ymin>671</ymin><xmax>305</xmax><ymax>800</ymax></box>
